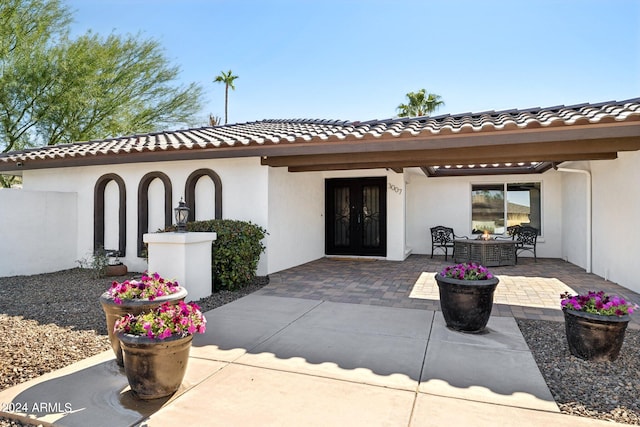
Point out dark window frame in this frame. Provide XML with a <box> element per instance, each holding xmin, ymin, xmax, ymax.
<box><xmin>184</xmin><ymin>169</ymin><xmax>223</xmax><ymax>221</ymax></box>
<box><xmin>94</xmin><ymin>173</ymin><xmax>126</xmax><ymax>256</ymax></box>
<box><xmin>137</xmin><ymin>172</ymin><xmax>173</xmax><ymax>257</ymax></box>
<box><xmin>471</xmin><ymin>181</ymin><xmax>542</xmax><ymax>236</ymax></box>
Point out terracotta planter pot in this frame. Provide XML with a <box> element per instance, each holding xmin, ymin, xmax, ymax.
<box><xmin>118</xmin><ymin>333</ymin><xmax>193</xmax><ymax>400</ymax></box>
<box><xmin>105</xmin><ymin>264</ymin><xmax>128</xmax><ymax>277</ymax></box>
<box><xmin>99</xmin><ymin>287</ymin><xmax>188</xmax><ymax>367</ymax></box>
<box><xmin>563</xmin><ymin>308</ymin><xmax>629</xmax><ymax>361</ymax></box>
<box><xmin>435</xmin><ymin>274</ymin><xmax>499</xmax><ymax>333</ymax></box>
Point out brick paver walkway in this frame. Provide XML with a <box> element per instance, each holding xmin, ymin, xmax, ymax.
<box><xmin>258</xmin><ymin>255</ymin><xmax>640</xmax><ymax>329</ymax></box>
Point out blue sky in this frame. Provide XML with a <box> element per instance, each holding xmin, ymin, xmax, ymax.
<box><xmin>66</xmin><ymin>0</ymin><xmax>640</xmax><ymax>126</ymax></box>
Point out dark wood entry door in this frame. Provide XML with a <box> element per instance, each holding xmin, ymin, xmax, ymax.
<box><xmin>325</xmin><ymin>177</ymin><xmax>387</xmax><ymax>256</ymax></box>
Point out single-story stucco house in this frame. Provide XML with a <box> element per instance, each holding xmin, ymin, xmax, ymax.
<box><xmin>1</xmin><ymin>98</ymin><xmax>639</xmax><ymax>293</ymax></box>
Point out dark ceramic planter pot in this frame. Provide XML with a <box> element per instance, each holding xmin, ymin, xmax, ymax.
<box><xmin>118</xmin><ymin>332</ymin><xmax>193</xmax><ymax>400</ymax></box>
<box><xmin>435</xmin><ymin>274</ymin><xmax>500</xmax><ymax>333</ymax></box>
<box><xmin>563</xmin><ymin>308</ymin><xmax>629</xmax><ymax>362</ymax></box>
<box><xmin>99</xmin><ymin>287</ymin><xmax>188</xmax><ymax>367</ymax></box>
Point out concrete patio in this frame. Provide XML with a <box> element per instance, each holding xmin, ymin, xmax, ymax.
<box><xmin>262</xmin><ymin>255</ymin><xmax>640</xmax><ymax>329</ymax></box>
<box><xmin>0</xmin><ymin>255</ymin><xmax>638</xmax><ymax>426</ymax></box>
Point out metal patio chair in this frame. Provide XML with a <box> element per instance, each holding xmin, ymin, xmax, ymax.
<box><xmin>513</xmin><ymin>225</ymin><xmax>538</xmax><ymax>263</ymax></box>
<box><xmin>430</xmin><ymin>226</ymin><xmax>468</xmax><ymax>261</ymax></box>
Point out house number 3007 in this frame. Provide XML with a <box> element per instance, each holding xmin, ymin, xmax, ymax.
<box><xmin>388</xmin><ymin>183</ymin><xmax>402</xmax><ymax>195</ymax></box>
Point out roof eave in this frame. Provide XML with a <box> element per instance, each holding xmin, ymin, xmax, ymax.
<box><xmin>1</xmin><ymin>120</ymin><xmax>639</xmax><ymax>173</ymax></box>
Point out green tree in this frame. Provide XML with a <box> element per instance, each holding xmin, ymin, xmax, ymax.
<box><xmin>214</xmin><ymin>70</ymin><xmax>238</xmax><ymax>124</ymax></box>
<box><xmin>0</xmin><ymin>0</ymin><xmax>205</xmax><ymax>156</ymax></box>
<box><xmin>35</xmin><ymin>32</ymin><xmax>205</xmax><ymax>146</ymax></box>
<box><xmin>396</xmin><ymin>89</ymin><xmax>445</xmax><ymax>117</ymax></box>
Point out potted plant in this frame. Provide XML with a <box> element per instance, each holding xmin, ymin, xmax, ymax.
<box><xmin>105</xmin><ymin>251</ymin><xmax>128</xmax><ymax>277</ymax></box>
<box><xmin>115</xmin><ymin>301</ymin><xmax>206</xmax><ymax>400</ymax></box>
<box><xmin>561</xmin><ymin>291</ymin><xmax>638</xmax><ymax>361</ymax></box>
<box><xmin>99</xmin><ymin>272</ymin><xmax>188</xmax><ymax>367</ymax></box>
<box><xmin>435</xmin><ymin>262</ymin><xmax>499</xmax><ymax>333</ymax></box>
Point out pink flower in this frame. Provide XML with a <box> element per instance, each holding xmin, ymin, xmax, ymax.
<box><xmin>106</xmin><ymin>272</ymin><xmax>181</xmax><ymax>302</ymax></box>
<box><xmin>114</xmin><ymin>301</ymin><xmax>206</xmax><ymax>340</ymax></box>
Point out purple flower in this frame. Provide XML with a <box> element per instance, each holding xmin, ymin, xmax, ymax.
<box><xmin>439</xmin><ymin>263</ymin><xmax>494</xmax><ymax>281</ymax></box>
<box><xmin>560</xmin><ymin>291</ymin><xmax>637</xmax><ymax>317</ymax></box>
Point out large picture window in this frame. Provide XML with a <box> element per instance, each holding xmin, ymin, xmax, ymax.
<box><xmin>471</xmin><ymin>182</ymin><xmax>541</xmax><ymax>235</ymax></box>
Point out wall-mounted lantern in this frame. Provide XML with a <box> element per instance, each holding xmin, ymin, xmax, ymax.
<box><xmin>174</xmin><ymin>198</ymin><xmax>190</xmax><ymax>232</ymax></box>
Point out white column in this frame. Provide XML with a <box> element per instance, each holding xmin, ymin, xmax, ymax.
<box><xmin>143</xmin><ymin>232</ymin><xmax>217</xmax><ymax>301</ymax></box>
<box><xmin>555</xmin><ymin>166</ymin><xmax>592</xmax><ymax>273</ymax></box>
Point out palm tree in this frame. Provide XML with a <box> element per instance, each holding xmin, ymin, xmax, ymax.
<box><xmin>208</xmin><ymin>114</ymin><xmax>222</xmax><ymax>126</ymax></box>
<box><xmin>214</xmin><ymin>70</ymin><xmax>239</xmax><ymax>124</ymax></box>
<box><xmin>397</xmin><ymin>89</ymin><xmax>444</xmax><ymax>117</ymax></box>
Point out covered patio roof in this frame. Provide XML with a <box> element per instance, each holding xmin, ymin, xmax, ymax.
<box><xmin>1</xmin><ymin>98</ymin><xmax>639</xmax><ymax>176</ymax></box>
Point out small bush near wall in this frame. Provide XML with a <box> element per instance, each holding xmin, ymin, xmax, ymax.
<box><xmin>163</xmin><ymin>220</ymin><xmax>267</xmax><ymax>291</ymax></box>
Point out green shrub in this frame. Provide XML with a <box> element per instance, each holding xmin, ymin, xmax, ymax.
<box><xmin>163</xmin><ymin>219</ymin><xmax>267</xmax><ymax>291</ymax></box>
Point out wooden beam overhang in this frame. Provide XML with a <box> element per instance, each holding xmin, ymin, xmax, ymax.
<box><xmin>261</xmin><ymin>135</ymin><xmax>635</xmax><ymax>170</ymax></box>
<box><xmin>284</xmin><ymin>151</ymin><xmax>619</xmax><ymax>172</ymax></box>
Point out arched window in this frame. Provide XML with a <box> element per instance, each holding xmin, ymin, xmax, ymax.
<box><xmin>94</xmin><ymin>174</ymin><xmax>126</xmax><ymax>256</ymax></box>
<box><xmin>137</xmin><ymin>172</ymin><xmax>173</xmax><ymax>257</ymax></box>
<box><xmin>185</xmin><ymin>169</ymin><xmax>222</xmax><ymax>221</ymax></box>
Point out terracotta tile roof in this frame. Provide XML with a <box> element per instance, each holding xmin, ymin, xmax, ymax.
<box><xmin>1</xmin><ymin>97</ymin><xmax>639</xmax><ymax>171</ymax></box>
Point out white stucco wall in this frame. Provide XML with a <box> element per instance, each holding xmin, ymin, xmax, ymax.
<box><xmin>590</xmin><ymin>152</ymin><xmax>640</xmax><ymax>293</ymax></box>
<box><xmin>559</xmin><ymin>163</ymin><xmax>589</xmax><ymax>269</ymax></box>
<box><xmin>266</xmin><ymin>167</ymin><xmax>325</xmax><ymax>273</ymax></box>
<box><xmin>16</xmin><ymin>159</ymin><xmax>412</xmax><ymax>278</ymax></box>
<box><xmin>387</xmin><ymin>172</ymin><xmax>408</xmax><ymax>260</ymax></box>
<box><xmin>18</xmin><ymin>151</ymin><xmax>639</xmax><ymax>294</ymax></box>
<box><xmin>0</xmin><ymin>189</ymin><xmax>77</xmax><ymax>276</ymax></box>
<box><xmin>404</xmin><ymin>169</ymin><xmax>564</xmax><ymax>259</ymax></box>
<box><xmin>21</xmin><ymin>158</ymin><xmax>270</xmax><ymax>275</ymax></box>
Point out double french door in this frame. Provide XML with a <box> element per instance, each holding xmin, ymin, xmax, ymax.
<box><xmin>325</xmin><ymin>178</ymin><xmax>387</xmax><ymax>256</ymax></box>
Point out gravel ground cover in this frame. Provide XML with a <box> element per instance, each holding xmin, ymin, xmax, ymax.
<box><xmin>0</xmin><ymin>269</ymin><xmax>638</xmax><ymax>426</ymax></box>
<box><xmin>517</xmin><ymin>318</ymin><xmax>640</xmax><ymax>425</ymax></box>
<box><xmin>0</xmin><ymin>268</ymin><xmax>268</xmax><ymax>427</ymax></box>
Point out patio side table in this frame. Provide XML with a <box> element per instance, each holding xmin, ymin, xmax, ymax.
<box><xmin>453</xmin><ymin>239</ymin><xmax>516</xmax><ymax>267</ymax></box>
